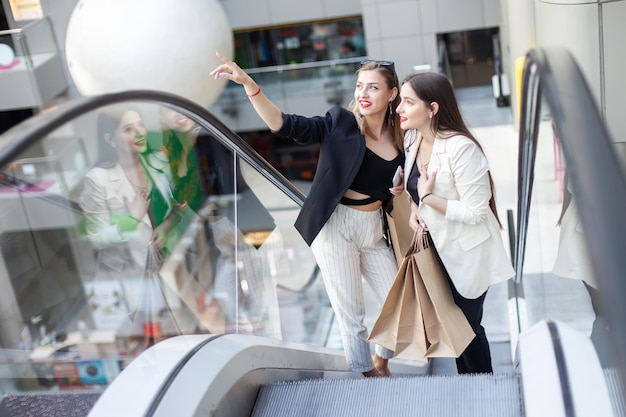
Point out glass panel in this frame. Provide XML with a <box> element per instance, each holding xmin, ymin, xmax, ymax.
<box><xmin>520</xmin><ymin>99</ymin><xmax>611</xmax><ymax>366</ymax></box>
<box><xmin>213</xmin><ymin>58</ymin><xmax>362</xmax><ymax>112</ymax></box>
<box><xmin>0</xmin><ymin>98</ymin><xmax>327</xmax><ymax>393</ymax></box>
<box><xmin>0</xmin><ymin>18</ymin><xmax>66</xmax><ymax>111</ymax></box>
<box><xmin>215</xmin><ymin>16</ymin><xmax>367</xmax><ymax>109</ymax></box>
<box><xmin>18</xmin><ymin>17</ymin><xmax>59</xmax><ymax>56</ymax></box>
<box><xmin>235</xmin><ymin>158</ymin><xmax>330</xmax><ymax>344</ymax></box>
<box><xmin>0</xmin><ymin>18</ymin><xmax>60</xmax><ymax>67</ymax></box>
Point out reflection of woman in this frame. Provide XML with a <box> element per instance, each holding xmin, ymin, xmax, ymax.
<box><xmin>397</xmin><ymin>72</ymin><xmax>514</xmax><ymax>374</ymax></box>
<box><xmin>552</xmin><ymin>180</ymin><xmax>595</xmax><ymax>286</ymax></box>
<box><xmin>80</xmin><ymin>110</ymin><xmax>177</xmax><ymax>275</ymax></box>
<box><xmin>159</xmin><ymin>107</ymin><xmax>204</xmax><ymax>256</ymax></box>
<box><xmin>159</xmin><ymin>107</ymin><xmax>281</xmax><ymax>338</ymax></box>
<box><xmin>552</xmin><ymin>177</ymin><xmax>611</xmax><ymax>366</ymax></box>
<box><xmin>160</xmin><ymin>107</ymin><xmax>203</xmax><ymax>212</ymax></box>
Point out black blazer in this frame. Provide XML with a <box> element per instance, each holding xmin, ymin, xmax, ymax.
<box><xmin>275</xmin><ymin>107</ymin><xmax>366</xmax><ymax>246</ymax></box>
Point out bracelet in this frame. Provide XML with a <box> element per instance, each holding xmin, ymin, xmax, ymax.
<box><xmin>245</xmin><ymin>86</ymin><xmax>261</xmax><ymax>98</ymax></box>
<box><xmin>420</xmin><ymin>192</ymin><xmax>433</xmax><ymax>203</ymax></box>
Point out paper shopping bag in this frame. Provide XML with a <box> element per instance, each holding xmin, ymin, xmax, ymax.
<box><xmin>367</xmin><ymin>255</ymin><xmax>411</xmax><ymax>352</ymax></box>
<box><xmin>385</xmin><ymin>194</ymin><xmax>414</xmax><ymax>268</ymax></box>
<box><xmin>368</xmin><ymin>230</ymin><xmax>475</xmax><ymax>361</ymax></box>
<box><xmin>126</xmin><ymin>246</ymin><xmax>195</xmax><ymax>351</ymax></box>
<box><xmin>368</xmin><ymin>231</ymin><xmax>430</xmax><ymax>361</ymax></box>
<box><xmin>391</xmin><ymin>257</ymin><xmax>430</xmax><ymax>361</ymax></box>
<box><xmin>412</xmin><ymin>233</ymin><xmax>475</xmax><ymax>358</ymax></box>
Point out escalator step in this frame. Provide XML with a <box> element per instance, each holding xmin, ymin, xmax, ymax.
<box><xmin>604</xmin><ymin>368</ymin><xmax>626</xmax><ymax>417</ymax></box>
<box><xmin>252</xmin><ymin>373</ymin><xmax>522</xmax><ymax>417</ymax></box>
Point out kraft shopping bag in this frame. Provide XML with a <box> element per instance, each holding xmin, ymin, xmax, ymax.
<box><xmin>412</xmin><ymin>231</ymin><xmax>475</xmax><ymax>358</ymax></box>
<box><xmin>368</xmin><ymin>230</ymin><xmax>430</xmax><ymax>361</ymax></box>
<box><xmin>385</xmin><ymin>194</ymin><xmax>414</xmax><ymax>268</ymax></box>
<box><xmin>126</xmin><ymin>246</ymin><xmax>194</xmax><ymax>351</ymax></box>
<box><xmin>391</xmin><ymin>256</ymin><xmax>430</xmax><ymax>361</ymax></box>
<box><xmin>367</xmin><ymin>254</ymin><xmax>411</xmax><ymax>352</ymax></box>
<box><xmin>368</xmin><ymin>229</ymin><xmax>475</xmax><ymax>361</ymax></box>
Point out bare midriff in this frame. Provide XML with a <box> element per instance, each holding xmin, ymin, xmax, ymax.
<box><xmin>343</xmin><ymin>189</ymin><xmax>382</xmax><ymax>211</ymax></box>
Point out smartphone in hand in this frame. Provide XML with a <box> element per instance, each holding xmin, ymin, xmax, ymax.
<box><xmin>392</xmin><ymin>165</ymin><xmax>403</xmax><ymax>187</ymax></box>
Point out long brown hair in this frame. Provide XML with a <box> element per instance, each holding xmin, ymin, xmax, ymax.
<box><xmin>403</xmin><ymin>72</ymin><xmax>502</xmax><ymax>228</ymax></box>
<box><xmin>349</xmin><ymin>61</ymin><xmax>404</xmax><ymax>151</ymax></box>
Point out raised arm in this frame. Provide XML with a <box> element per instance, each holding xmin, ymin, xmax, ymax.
<box><xmin>210</xmin><ymin>51</ymin><xmax>284</xmax><ymax>131</ymax></box>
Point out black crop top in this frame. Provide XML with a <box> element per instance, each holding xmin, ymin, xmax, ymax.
<box><xmin>341</xmin><ymin>147</ymin><xmax>405</xmax><ymax>205</ymax></box>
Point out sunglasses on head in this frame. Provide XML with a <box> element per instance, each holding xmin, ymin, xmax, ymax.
<box><xmin>360</xmin><ymin>60</ymin><xmax>395</xmax><ymax>70</ymax></box>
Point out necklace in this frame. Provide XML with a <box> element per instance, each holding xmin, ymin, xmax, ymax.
<box><xmin>417</xmin><ymin>142</ymin><xmax>430</xmax><ymax>171</ymax></box>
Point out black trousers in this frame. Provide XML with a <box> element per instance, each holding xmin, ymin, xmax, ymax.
<box><xmin>445</xmin><ymin>273</ymin><xmax>493</xmax><ymax>374</ymax></box>
<box><xmin>427</xmin><ymin>234</ymin><xmax>493</xmax><ymax>374</ymax></box>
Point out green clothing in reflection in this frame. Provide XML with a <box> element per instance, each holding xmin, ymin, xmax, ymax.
<box><xmin>162</xmin><ymin>130</ymin><xmax>204</xmax><ymax>213</ymax></box>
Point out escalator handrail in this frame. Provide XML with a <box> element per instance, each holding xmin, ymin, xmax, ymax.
<box><xmin>516</xmin><ymin>46</ymin><xmax>626</xmax><ymax>387</ymax></box>
<box><xmin>514</xmin><ymin>52</ymin><xmax>542</xmax><ymax>280</ymax></box>
<box><xmin>0</xmin><ymin>89</ymin><xmax>306</xmax><ymax>207</ymax></box>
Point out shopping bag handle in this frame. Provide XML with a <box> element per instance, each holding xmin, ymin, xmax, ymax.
<box><xmin>406</xmin><ymin>226</ymin><xmax>431</xmax><ymax>257</ymax></box>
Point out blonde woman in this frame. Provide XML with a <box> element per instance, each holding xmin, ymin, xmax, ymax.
<box><xmin>211</xmin><ymin>53</ymin><xmax>404</xmax><ymax>377</ymax></box>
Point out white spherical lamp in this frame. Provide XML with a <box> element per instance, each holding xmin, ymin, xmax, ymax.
<box><xmin>0</xmin><ymin>43</ymin><xmax>16</xmax><ymax>66</ymax></box>
<box><xmin>65</xmin><ymin>0</ymin><xmax>233</xmax><ymax>109</ymax></box>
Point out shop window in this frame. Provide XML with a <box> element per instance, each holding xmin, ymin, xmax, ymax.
<box><xmin>437</xmin><ymin>27</ymin><xmax>499</xmax><ymax>88</ymax></box>
<box><xmin>239</xmin><ymin>130</ymin><xmax>320</xmax><ymax>182</ymax></box>
<box><xmin>234</xmin><ymin>16</ymin><xmax>366</xmax><ymax>69</ymax></box>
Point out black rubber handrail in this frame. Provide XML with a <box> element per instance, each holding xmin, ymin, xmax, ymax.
<box><xmin>0</xmin><ymin>90</ymin><xmax>306</xmax><ymax>206</ymax></box>
<box><xmin>516</xmin><ymin>46</ymin><xmax>626</xmax><ymax>400</ymax></box>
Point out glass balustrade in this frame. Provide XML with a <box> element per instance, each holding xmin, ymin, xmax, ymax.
<box><xmin>0</xmin><ymin>97</ymin><xmax>327</xmax><ymax>393</ymax></box>
<box><xmin>0</xmin><ymin>17</ymin><xmax>67</xmax><ymax>111</ymax></box>
<box><xmin>513</xmin><ymin>52</ymin><xmax>622</xmax><ymax>372</ymax></box>
<box><xmin>212</xmin><ymin>57</ymin><xmax>363</xmax><ymax>110</ymax></box>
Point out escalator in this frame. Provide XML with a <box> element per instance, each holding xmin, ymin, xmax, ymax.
<box><xmin>0</xmin><ymin>90</ymin><xmax>327</xmax><ymax>414</ymax></box>
<box><xmin>0</xmin><ymin>46</ymin><xmax>625</xmax><ymax>417</ymax></box>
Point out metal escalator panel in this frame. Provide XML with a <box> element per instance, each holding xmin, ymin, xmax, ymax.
<box><xmin>513</xmin><ymin>47</ymin><xmax>626</xmax><ymax>415</ymax></box>
<box><xmin>252</xmin><ymin>374</ymin><xmax>523</xmax><ymax>417</ymax></box>
<box><xmin>605</xmin><ymin>368</ymin><xmax>626</xmax><ymax>417</ymax></box>
<box><xmin>513</xmin><ymin>47</ymin><xmax>626</xmax><ymax>374</ymax></box>
<box><xmin>87</xmin><ymin>321</ymin><xmax>619</xmax><ymax>417</ymax></box>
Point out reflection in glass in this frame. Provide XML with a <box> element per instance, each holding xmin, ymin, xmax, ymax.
<box><xmin>552</xmin><ymin>173</ymin><xmax>612</xmax><ymax>367</ymax></box>
<box><xmin>0</xmin><ymin>99</ymin><xmax>328</xmax><ymax>394</ymax></box>
<box><xmin>79</xmin><ymin>107</ymin><xmax>192</xmax><ymax>354</ymax></box>
<box><xmin>520</xmin><ymin>105</ymin><xmax>613</xmax><ymax>367</ymax></box>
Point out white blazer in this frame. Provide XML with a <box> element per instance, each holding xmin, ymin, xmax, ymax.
<box><xmin>403</xmin><ymin>129</ymin><xmax>514</xmax><ymax>298</ymax></box>
<box><xmin>552</xmin><ymin>185</ymin><xmax>596</xmax><ymax>288</ymax></box>
<box><xmin>80</xmin><ymin>152</ymin><xmax>174</xmax><ymax>273</ymax></box>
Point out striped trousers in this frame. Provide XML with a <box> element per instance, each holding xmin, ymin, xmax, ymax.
<box><xmin>311</xmin><ymin>204</ymin><xmax>397</xmax><ymax>372</ymax></box>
